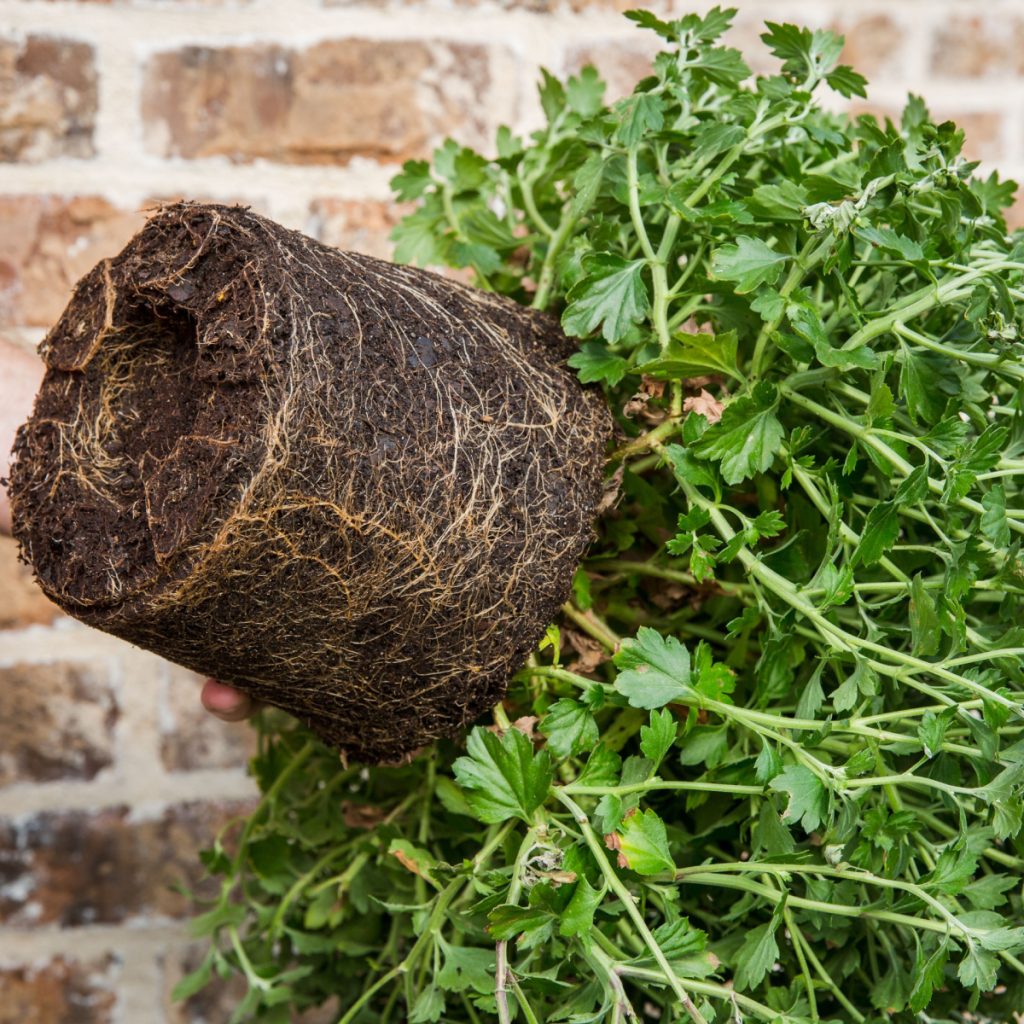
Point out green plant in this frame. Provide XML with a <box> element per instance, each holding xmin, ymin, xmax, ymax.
<box><xmin>180</xmin><ymin>9</ymin><xmax>1024</xmax><ymax>1022</ymax></box>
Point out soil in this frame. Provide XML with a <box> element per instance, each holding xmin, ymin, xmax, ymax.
<box><xmin>9</xmin><ymin>203</ymin><xmax>611</xmax><ymax>763</ymax></box>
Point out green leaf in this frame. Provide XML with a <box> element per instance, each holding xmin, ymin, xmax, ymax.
<box><xmin>171</xmin><ymin>957</ymin><xmax>213</xmax><ymax>1002</ymax></box>
<box><xmin>636</xmin><ymin>329</ymin><xmax>742</xmax><ymax>381</ymax></box>
<box><xmin>907</xmin><ymin>940</ymin><xmax>948</xmax><ymax>1012</ymax></box>
<box><xmin>560</xmin><ymin>875</ymin><xmax>604</xmax><ymax>937</ymax></box>
<box><xmin>437</xmin><ymin>943</ymin><xmax>495</xmax><ymax>994</ymax></box>
<box><xmin>390</xmin><ymin>159</ymin><xmax>433</xmax><ymax>201</ymax></box>
<box><xmin>769</xmin><ymin>765</ymin><xmax>829</xmax><ymax>832</ymax></box>
<box><xmin>614</xmin><ymin>627</ymin><xmax>692</xmax><ymax>709</ymax></box>
<box><xmin>826</xmin><ymin>64</ymin><xmax>868</xmax><ymax>98</ymax></box>
<box><xmin>918</xmin><ymin>710</ymin><xmax>951</xmax><ymax>758</ymax></box>
<box><xmin>562</xmin><ymin>254</ymin><xmax>651</xmax><ymax>343</ymax></box>
<box><xmin>691</xmin><ymin>122</ymin><xmax>746</xmax><ymax>164</ymax></box>
<box><xmin>614</xmin><ymin>92</ymin><xmax>664</xmax><ymax>147</ymax></box>
<box><xmin>452</xmin><ymin>727</ymin><xmax>554</xmax><ymax>824</ymax></box>
<box><xmin>981</xmin><ymin>484</ymin><xmax>1011</xmax><ymax>549</ymax></box>
<box><xmin>540</xmin><ymin>699</ymin><xmax>599</xmax><ymax>758</ymax></box>
<box><xmin>488</xmin><ymin>902</ymin><xmax>552</xmax><ymax>940</ymax></box>
<box><xmin>710</xmin><ymin>236</ymin><xmax>790</xmax><ymax>293</ymax></box>
<box><xmin>733</xmin><ymin>918</ymin><xmax>781</xmax><ymax>990</ymax></box>
<box><xmin>576</xmin><ymin>743</ymin><xmax>621</xmax><ymax>787</ymax></box>
<box><xmin>958</xmin><ymin>944</ymin><xmax>1000</xmax><ymax>992</ymax></box>
<box><xmin>618</xmin><ymin>809</ymin><xmax>675</xmax><ymax>875</ymax></box>
<box><xmin>854</xmin><ymin>501</ymin><xmax>900</xmax><ymax>565</ymax></box>
<box><xmin>566</xmin><ymin>65</ymin><xmax>605</xmax><ymax>117</ymax></box>
<box><xmin>693</xmin><ymin>381</ymin><xmax>784</xmax><ymax>484</ymax></box>
<box><xmin>409</xmin><ymin>986</ymin><xmax>445</xmax><ymax>1023</ymax></box>
<box><xmin>640</xmin><ymin>708</ymin><xmax>677</xmax><ymax>767</ymax></box>
<box><xmin>755</xmin><ymin>739</ymin><xmax>783</xmax><ymax>783</ymax></box>
<box><xmin>857</xmin><ymin>225</ymin><xmax>925</xmax><ymax>263</ymax></box>
<box><xmin>567</xmin><ymin>341</ymin><xmax>629</xmax><ymax>386</ymax></box>
<box><xmin>909</xmin><ymin>574</ymin><xmax>940</xmax><ymax>656</ymax></box>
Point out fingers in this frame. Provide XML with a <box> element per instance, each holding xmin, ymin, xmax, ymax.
<box><xmin>201</xmin><ymin>677</ymin><xmax>254</xmax><ymax>722</ymax></box>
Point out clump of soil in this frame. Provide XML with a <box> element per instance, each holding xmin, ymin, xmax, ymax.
<box><xmin>8</xmin><ymin>203</ymin><xmax>611</xmax><ymax>762</ymax></box>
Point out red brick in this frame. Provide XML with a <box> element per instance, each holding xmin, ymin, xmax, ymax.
<box><xmin>930</xmin><ymin>17</ymin><xmax>1024</xmax><ymax>78</ymax></box>
<box><xmin>308</xmin><ymin>198</ymin><xmax>406</xmax><ymax>261</ymax></box>
<box><xmin>0</xmin><ymin>36</ymin><xmax>98</xmax><ymax>162</ymax></box>
<box><xmin>0</xmin><ymin>955</ymin><xmax>117</xmax><ymax>1024</ymax></box>
<box><xmin>564</xmin><ymin>41</ymin><xmax>658</xmax><ymax>104</ymax></box>
<box><xmin>0</xmin><ymin>534</ymin><xmax>59</xmax><ymax>629</ymax></box>
<box><xmin>0</xmin><ymin>196</ymin><xmax>145</xmax><ymax>328</ymax></box>
<box><xmin>833</xmin><ymin>15</ymin><xmax>906</xmax><ymax>79</ymax></box>
<box><xmin>142</xmin><ymin>39</ymin><xmax>500</xmax><ymax>165</ymax></box>
<box><xmin>0</xmin><ymin>661</ymin><xmax>118</xmax><ymax>785</ymax></box>
<box><xmin>160</xmin><ymin>664</ymin><xmax>257</xmax><ymax>773</ymax></box>
<box><xmin>0</xmin><ymin>801</ymin><xmax>252</xmax><ymax>926</ymax></box>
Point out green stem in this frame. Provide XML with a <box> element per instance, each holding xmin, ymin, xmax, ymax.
<box><xmin>555</xmin><ymin>790</ymin><xmax>710</xmax><ymax>1024</ymax></box>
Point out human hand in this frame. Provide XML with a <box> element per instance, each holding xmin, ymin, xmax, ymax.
<box><xmin>200</xmin><ymin>678</ymin><xmax>258</xmax><ymax>722</ymax></box>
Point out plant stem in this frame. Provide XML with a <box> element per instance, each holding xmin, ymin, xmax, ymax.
<box><xmin>555</xmin><ymin>790</ymin><xmax>711</xmax><ymax>1024</ymax></box>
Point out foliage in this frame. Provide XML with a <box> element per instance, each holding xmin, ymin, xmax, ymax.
<box><xmin>183</xmin><ymin>9</ymin><xmax>1024</xmax><ymax>1022</ymax></box>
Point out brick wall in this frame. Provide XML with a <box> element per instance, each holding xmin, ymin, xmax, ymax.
<box><xmin>1</xmin><ymin>0</ymin><xmax>1021</xmax><ymax>1019</ymax></box>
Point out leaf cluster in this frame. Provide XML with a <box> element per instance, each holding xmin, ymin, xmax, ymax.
<box><xmin>182</xmin><ymin>8</ymin><xmax>1024</xmax><ymax>1022</ymax></box>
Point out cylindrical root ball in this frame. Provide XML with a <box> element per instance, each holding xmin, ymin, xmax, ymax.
<box><xmin>9</xmin><ymin>203</ymin><xmax>611</xmax><ymax>763</ymax></box>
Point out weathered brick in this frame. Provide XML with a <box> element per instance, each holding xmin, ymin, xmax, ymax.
<box><xmin>142</xmin><ymin>39</ymin><xmax>502</xmax><ymax>165</ymax></box>
<box><xmin>0</xmin><ymin>195</ymin><xmax>145</xmax><ymax>328</ymax></box>
<box><xmin>0</xmin><ymin>36</ymin><xmax>98</xmax><ymax>162</ymax></box>
<box><xmin>0</xmin><ymin>801</ymin><xmax>251</xmax><ymax>926</ymax></box>
<box><xmin>160</xmin><ymin>665</ymin><xmax>256</xmax><ymax>773</ymax></box>
<box><xmin>564</xmin><ymin>41</ymin><xmax>658</xmax><ymax>104</ymax></box>
<box><xmin>833</xmin><ymin>15</ymin><xmax>906</xmax><ymax>79</ymax></box>
<box><xmin>0</xmin><ymin>955</ymin><xmax>118</xmax><ymax>1024</ymax></box>
<box><xmin>0</xmin><ymin>534</ymin><xmax>59</xmax><ymax>629</ymax></box>
<box><xmin>308</xmin><ymin>198</ymin><xmax>405</xmax><ymax>261</ymax></box>
<box><xmin>930</xmin><ymin>16</ymin><xmax>1024</xmax><ymax>78</ymax></box>
<box><xmin>0</xmin><ymin>661</ymin><xmax>118</xmax><ymax>786</ymax></box>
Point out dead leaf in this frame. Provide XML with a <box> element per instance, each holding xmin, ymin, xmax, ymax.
<box><xmin>647</xmin><ymin>580</ymin><xmax>688</xmax><ymax>611</ymax></box>
<box><xmin>604</xmin><ymin>831</ymin><xmax>630</xmax><ymax>868</ymax></box>
<box><xmin>565</xmin><ymin>629</ymin><xmax>607</xmax><ymax>673</ymax></box>
<box><xmin>341</xmin><ymin>801</ymin><xmax>387</xmax><ymax>829</ymax></box>
<box><xmin>641</xmin><ymin>375</ymin><xmax>666</xmax><ymax>399</ymax></box>
<box><xmin>683</xmin><ymin>388</ymin><xmax>724</xmax><ymax>424</ymax></box>
<box><xmin>512</xmin><ymin>715</ymin><xmax>539</xmax><ymax>740</ymax></box>
<box><xmin>596</xmin><ymin>464</ymin><xmax>624</xmax><ymax>515</ymax></box>
<box><xmin>391</xmin><ymin>847</ymin><xmax>430</xmax><ymax>878</ymax></box>
<box><xmin>534</xmin><ymin>869</ymin><xmax>578</xmax><ymax>885</ymax></box>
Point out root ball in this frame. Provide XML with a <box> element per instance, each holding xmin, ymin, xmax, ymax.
<box><xmin>9</xmin><ymin>203</ymin><xmax>611</xmax><ymax>762</ymax></box>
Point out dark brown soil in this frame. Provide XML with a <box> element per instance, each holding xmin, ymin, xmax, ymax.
<box><xmin>9</xmin><ymin>203</ymin><xmax>611</xmax><ymax>763</ymax></box>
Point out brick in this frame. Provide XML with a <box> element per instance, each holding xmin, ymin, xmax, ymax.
<box><xmin>0</xmin><ymin>534</ymin><xmax>59</xmax><ymax>629</ymax></box>
<box><xmin>159</xmin><ymin>664</ymin><xmax>256</xmax><ymax>773</ymax></box>
<box><xmin>0</xmin><ymin>801</ymin><xmax>252</xmax><ymax>926</ymax></box>
<box><xmin>308</xmin><ymin>198</ymin><xmax>406</xmax><ymax>261</ymax></box>
<box><xmin>322</xmin><ymin>0</ymin><xmax>631</xmax><ymax>9</ymax></box>
<box><xmin>0</xmin><ymin>661</ymin><xmax>118</xmax><ymax>786</ymax></box>
<box><xmin>833</xmin><ymin>15</ymin><xmax>906</xmax><ymax>79</ymax></box>
<box><xmin>564</xmin><ymin>41</ymin><xmax>658</xmax><ymax>104</ymax></box>
<box><xmin>142</xmin><ymin>39</ymin><xmax>502</xmax><ymax>165</ymax></box>
<box><xmin>0</xmin><ymin>955</ymin><xmax>117</xmax><ymax>1024</ymax></box>
<box><xmin>0</xmin><ymin>36</ymin><xmax>98</xmax><ymax>162</ymax></box>
<box><xmin>0</xmin><ymin>196</ymin><xmax>145</xmax><ymax>328</ymax></box>
<box><xmin>930</xmin><ymin>17</ymin><xmax>1024</xmax><ymax>78</ymax></box>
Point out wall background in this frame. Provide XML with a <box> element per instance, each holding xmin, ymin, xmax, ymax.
<box><xmin>0</xmin><ymin>1</ymin><xmax>1021</xmax><ymax>1020</ymax></box>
